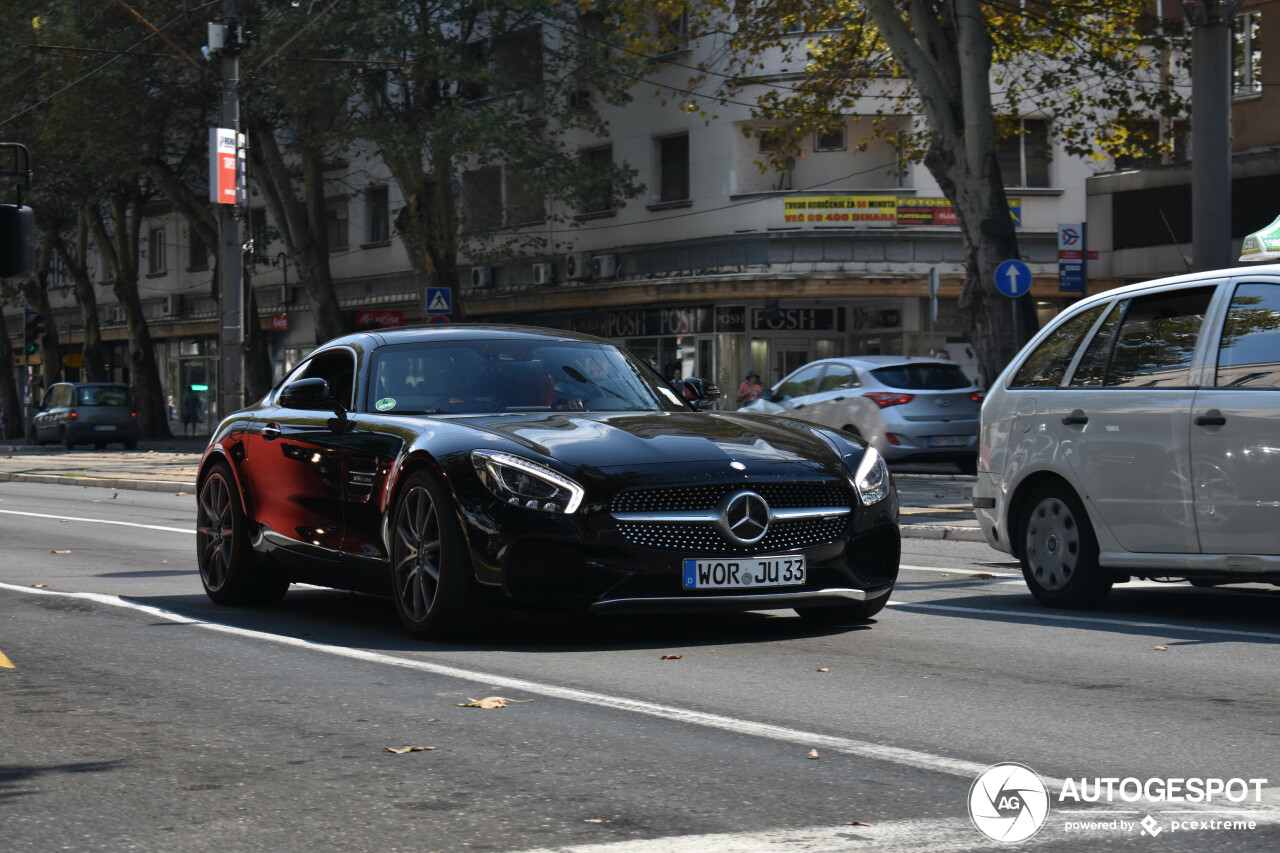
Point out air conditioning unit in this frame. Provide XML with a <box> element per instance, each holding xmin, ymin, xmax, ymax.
<box><xmin>164</xmin><ymin>294</ymin><xmax>184</xmax><ymax>317</ymax></box>
<box><xmin>531</xmin><ymin>262</ymin><xmax>554</xmax><ymax>285</ymax></box>
<box><xmin>470</xmin><ymin>265</ymin><xmax>493</xmax><ymax>288</ymax></box>
<box><xmin>108</xmin><ymin>306</ymin><xmax>124</xmax><ymax>324</ymax></box>
<box><xmin>564</xmin><ymin>252</ymin><xmax>591</xmax><ymax>281</ymax></box>
<box><xmin>591</xmin><ymin>254</ymin><xmax>618</xmax><ymax>279</ymax></box>
<box><xmin>260</xmin><ymin>284</ymin><xmax>293</xmax><ymax>306</ymax></box>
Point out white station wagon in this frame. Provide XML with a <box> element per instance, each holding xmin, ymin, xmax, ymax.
<box><xmin>974</xmin><ymin>264</ymin><xmax>1280</xmax><ymax>607</ymax></box>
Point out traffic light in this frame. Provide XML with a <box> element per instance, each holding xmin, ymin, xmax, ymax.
<box><xmin>23</xmin><ymin>309</ymin><xmax>44</xmax><ymax>355</ymax></box>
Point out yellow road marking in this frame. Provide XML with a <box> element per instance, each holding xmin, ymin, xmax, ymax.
<box><xmin>0</xmin><ymin>649</ymin><xmax>14</xmax><ymax>668</ymax></box>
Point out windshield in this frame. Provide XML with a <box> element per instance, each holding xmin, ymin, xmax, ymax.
<box><xmin>76</xmin><ymin>386</ymin><xmax>129</xmax><ymax>406</ymax></box>
<box><xmin>871</xmin><ymin>364</ymin><xmax>972</xmax><ymax>390</ymax></box>
<box><xmin>366</xmin><ymin>339</ymin><xmax>688</xmax><ymax>415</ymax></box>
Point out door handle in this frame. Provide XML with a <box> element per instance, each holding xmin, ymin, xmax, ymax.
<box><xmin>1194</xmin><ymin>412</ymin><xmax>1226</xmax><ymax>427</ymax></box>
<box><xmin>1061</xmin><ymin>411</ymin><xmax>1088</xmax><ymax>426</ymax></box>
<box><xmin>261</xmin><ymin>423</ymin><xmax>282</xmax><ymax>441</ymax></box>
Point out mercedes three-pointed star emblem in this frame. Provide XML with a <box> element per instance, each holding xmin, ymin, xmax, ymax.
<box><xmin>716</xmin><ymin>489</ymin><xmax>771</xmax><ymax>546</ymax></box>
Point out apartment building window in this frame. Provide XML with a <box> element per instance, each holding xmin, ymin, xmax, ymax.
<box><xmin>366</xmin><ymin>186</ymin><xmax>390</xmax><ymax>244</ymax></box>
<box><xmin>326</xmin><ymin>202</ymin><xmax>349</xmax><ymax>251</ymax></box>
<box><xmin>494</xmin><ymin>26</ymin><xmax>543</xmax><ymax>89</ymax></box>
<box><xmin>658</xmin><ymin>8</ymin><xmax>689</xmax><ymax>54</ymax></box>
<box><xmin>996</xmin><ymin>118</ymin><xmax>1050</xmax><ymax>188</ymax></box>
<box><xmin>581</xmin><ymin>145</ymin><xmax>614</xmax><ymax>214</ymax></box>
<box><xmin>148</xmin><ymin>228</ymin><xmax>166</xmax><ymax>274</ymax></box>
<box><xmin>462</xmin><ymin>167</ymin><xmax>503</xmax><ymax>230</ymax></box>
<box><xmin>189</xmin><ymin>234</ymin><xmax>209</xmax><ymax>270</ymax></box>
<box><xmin>815</xmin><ymin>125</ymin><xmax>847</xmax><ymax>152</ymax></box>
<box><xmin>657</xmin><ymin>133</ymin><xmax>690</xmax><ymax>203</ymax></box>
<box><xmin>1234</xmin><ymin>10</ymin><xmax>1262</xmax><ymax>98</ymax></box>
<box><xmin>505</xmin><ymin>166</ymin><xmax>545</xmax><ymax>225</ymax></box>
<box><xmin>250</xmin><ymin>210</ymin><xmax>271</xmax><ymax>263</ymax></box>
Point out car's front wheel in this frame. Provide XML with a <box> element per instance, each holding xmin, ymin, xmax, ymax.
<box><xmin>795</xmin><ymin>589</ymin><xmax>891</xmax><ymax>625</ymax></box>
<box><xmin>1019</xmin><ymin>483</ymin><xmax>1111</xmax><ymax>608</ymax></box>
<box><xmin>390</xmin><ymin>469</ymin><xmax>479</xmax><ymax>639</ymax></box>
<box><xmin>197</xmin><ymin>459</ymin><xmax>288</xmax><ymax>605</ymax></box>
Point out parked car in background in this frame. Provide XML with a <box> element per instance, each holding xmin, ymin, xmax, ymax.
<box><xmin>975</xmin><ymin>264</ymin><xmax>1280</xmax><ymax>608</ymax></box>
<box><xmin>196</xmin><ymin>326</ymin><xmax>901</xmax><ymax>639</ymax></box>
<box><xmin>32</xmin><ymin>382</ymin><xmax>138</xmax><ymax>450</ymax></box>
<box><xmin>738</xmin><ymin>356</ymin><xmax>984</xmax><ymax>474</ymax></box>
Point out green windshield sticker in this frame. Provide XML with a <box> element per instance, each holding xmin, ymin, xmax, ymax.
<box><xmin>375</xmin><ymin>397</ymin><xmax>397</xmax><ymax>411</ymax></box>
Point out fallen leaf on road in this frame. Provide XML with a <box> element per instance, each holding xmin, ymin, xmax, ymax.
<box><xmin>384</xmin><ymin>746</ymin><xmax>436</xmax><ymax>754</ymax></box>
<box><xmin>973</xmin><ymin>572</ymin><xmax>997</xmax><ymax>579</ymax></box>
<box><xmin>454</xmin><ymin>697</ymin><xmax>532</xmax><ymax>709</ymax></box>
<box><xmin>428</xmin><ymin>718</ymin><xmax>439</xmax><ymax>723</ymax></box>
<box><xmin>847</xmin><ymin>821</ymin><xmax>871</xmax><ymax>827</ymax></box>
<box><xmin>661</xmin><ymin>655</ymin><xmax>683</xmax><ymax>660</ymax></box>
<box><xmin>817</xmin><ymin>667</ymin><xmax>830</xmax><ymax>672</ymax></box>
<box><xmin>583</xmin><ymin>818</ymin><xmax>611</xmax><ymax>824</ymax></box>
<box><xmin>1153</xmin><ymin>645</ymin><xmax>1168</xmax><ymax>651</ymax></box>
<box><xmin>51</xmin><ymin>550</ymin><xmax>71</xmax><ymax>554</ymax></box>
<box><xmin>31</xmin><ymin>584</ymin><xmax>47</xmax><ymax>588</ymax></box>
<box><xmin>60</xmin><ymin>519</ymin><xmax>69</xmax><ymax>523</ymax></box>
<box><xmin>807</xmin><ymin>749</ymin><xmax>820</xmax><ymax>759</ymax></box>
<box><xmin>111</xmin><ymin>493</ymin><xmax>118</xmax><ymax>499</ymax></box>
<box><xmin>175</xmin><ymin>491</ymin><xmax>187</xmax><ymax>497</ymax></box>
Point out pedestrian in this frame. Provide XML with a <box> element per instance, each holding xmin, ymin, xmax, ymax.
<box><xmin>182</xmin><ymin>387</ymin><xmax>200</xmax><ymax>438</ymax></box>
<box><xmin>737</xmin><ymin>370</ymin><xmax>763</xmax><ymax>406</ymax></box>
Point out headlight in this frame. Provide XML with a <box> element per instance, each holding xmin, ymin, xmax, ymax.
<box><xmin>852</xmin><ymin>446</ymin><xmax>890</xmax><ymax>506</ymax></box>
<box><xmin>471</xmin><ymin>450</ymin><xmax>585</xmax><ymax>514</ymax></box>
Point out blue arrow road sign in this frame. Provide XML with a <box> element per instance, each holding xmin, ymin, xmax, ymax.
<box><xmin>995</xmin><ymin>259</ymin><xmax>1032</xmax><ymax>298</ymax></box>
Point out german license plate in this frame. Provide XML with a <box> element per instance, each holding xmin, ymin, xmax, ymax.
<box><xmin>928</xmin><ymin>435</ymin><xmax>966</xmax><ymax>447</ymax></box>
<box><xmin>682</xmin><ymin>556</ymin><xmax>806</xmax><ymax>590</ymax></box>
<box><xmin>94</xmin><ymin>425</ymin><xmax>117</xmax><ymax>431</ymax></box>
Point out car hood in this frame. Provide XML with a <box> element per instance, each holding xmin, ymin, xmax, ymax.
<box><xmin>459</xmin><ymin>411</ymin><xmax>846</xmax><ymax>471</ymax></box>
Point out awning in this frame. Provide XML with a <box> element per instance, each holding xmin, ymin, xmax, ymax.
<box><xmin>1239</xmin><ymin>215</ymin><xmax>1280</xmax><ymax>262</ymax></box>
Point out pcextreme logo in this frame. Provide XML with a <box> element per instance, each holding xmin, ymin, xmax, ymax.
<box><xmin>968</xmin><ymin>762</ymin><xmax>1051</xmax><ymax>842</ymax></box>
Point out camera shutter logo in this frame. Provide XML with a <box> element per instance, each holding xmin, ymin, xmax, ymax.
<box><xmin>968</xmin><ymin>762</ymin><xmax>1050</xmax><ymax>842</ymax></box>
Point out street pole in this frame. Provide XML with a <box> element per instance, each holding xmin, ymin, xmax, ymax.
<box><xmin>216</xmin><ymin>0</ymin><xmax>244</xmax><ymax>423</ymax></box>
<box><xmin>1186</xmin><ymin>1</ymin><xmax>1240</xmax><ymax>272</ymax></box>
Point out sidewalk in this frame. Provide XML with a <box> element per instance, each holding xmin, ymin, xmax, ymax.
<box><xmin>0</xmin><ymin>442</ymin><xmax>985</xmax><ymax>542</ymax></box>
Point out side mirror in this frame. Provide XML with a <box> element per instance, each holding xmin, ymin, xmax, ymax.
<box><xmin>279</xmin><ymin>377</ymin><xmax>334</xmax><ymax>410</ymax></box>
<box><xmin>681</xmin><ymin>377</ymin><xmax>722</xmax><ymax>411</ymax></box>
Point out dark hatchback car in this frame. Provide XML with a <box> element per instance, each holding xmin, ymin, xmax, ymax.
<box><xmin>196</xmin><ymin>326</ymin><xmax>900</xmax><ymax>638</ymax></box>
<box><xmin>33</xmin><ymin>382</ymin><xmax>139</xmax><ymax>450</ymax></box>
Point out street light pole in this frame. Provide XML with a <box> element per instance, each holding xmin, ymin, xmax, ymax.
<box><xmin>216</xmin><ymin>0</ymin><xmax>244</xmax><ymax>423</ymax></box>
<box><xmin>1185</xmin><ymin>1</ymin><xmax>1242</xmax><ymax>271</ymax></box>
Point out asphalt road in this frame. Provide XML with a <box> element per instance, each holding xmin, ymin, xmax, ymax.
<box><xmin>2</xmin><ymin>480</ymin><xmax>1279</xmax><ymax>852</ymax></box>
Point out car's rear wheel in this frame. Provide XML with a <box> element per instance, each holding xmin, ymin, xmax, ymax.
<box><xmin>795</xmin><ymin>589</ymin><xmax>891</xmax><ymax>625</ymax></box>
<box><xmin>956</xmin><ymin>456</ymin><xmax>977</xmax><ymax>476</ymax></box>
<box><xmin>62</xmin><ymin>428</ymin><xmax>74</xmax><ymax>450</ymax></box>
<box><xmin>390</xmin><ymin>469</ymin><xmax>479</xmax><ymax>639</ymax></box>
<box><xmin>197</xmin><ymin>459</ymin><xmax>288</xmax><ymax>605</ymax></box>
<box><xmin>93</xmin><ymin>441</ymin><xmax>106</xmax><ymax>450</ymax></box>
<box><xmin>124</xmin><ymin>439</ymin><xmax>137</xmax><ymax>450</ymax></box>
<box><xmin>1019</xmin><ymin>483</ymin><xmax>1111</xmax><ymax>608</ymax></box>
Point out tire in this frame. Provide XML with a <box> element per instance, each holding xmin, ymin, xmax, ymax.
<box><xmin>1019</xmin><ymin>483</ymin><xmax>1111</xmax><ymax>608</ymax></box>
<box><xmin>197</xmin><ymin>459</ymin><xmax>288</xmax><ymax>605</ymax></box>
<box><xmin>93</xmin><ymin>441</ymin><xmax>106</xmax><ymax>451</ymax></box>
<box><xmin>796</xmin><ymin>589</ymin><xmax>891</xmax><ymax>625</ymax></box>
<box><xmin>956</xmin><ymin>456</ymin><xmax>977</xmax><ymax>476</ymax></box>
<box><xmin>62</xmin><ymin>428</ymin><xmax>74</xmax><ymax>450</ymax></box>
<box><xmin>124</xmin><ymin>440</ymin><xmax>137</xmax><ymax>451</ymax></box>
<box><xmin>390</xmin><ymin>469</ymin><xmax>479</xmax><ymax>640</ymax></box>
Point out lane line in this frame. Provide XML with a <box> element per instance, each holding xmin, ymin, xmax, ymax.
<box><xmin>0</xmin><ymin>508</ymin><xmax>193</xmax><ymax>535</ymax></box>
<box><xmin>3</xmin><ymin>581</ymin><xmax>1277</xmax><ymax>834</ymax></box>
<box><xmin>887</xmin><ymin>599</ymin><xmax>1280</xmax><ymax>642</ymax></box>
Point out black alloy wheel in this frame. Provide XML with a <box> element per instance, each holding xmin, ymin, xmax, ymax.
<box><xmin>197</xmin><ymin>459</ymin><xmax>288</xmax><ymax>605</ymax></box>
<box><xmin>1019</xmin><ymin>482</ymin><xmax>1111</xmax><ymax>608</ymax></box>
<box><xmin>390</xmin><ymin>469</ymin><xmax>478</xmax><ymax>639</ymax></box>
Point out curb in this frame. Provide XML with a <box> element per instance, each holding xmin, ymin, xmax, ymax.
<box><xmin>0</xmin><ymin>472</ymin><xmax>194</xmax><ymax>494</ymax></box>
<box><xmin>0</xmin><ymin>471</ymin><xmax>986</xmax><ymax>540</ymax></box>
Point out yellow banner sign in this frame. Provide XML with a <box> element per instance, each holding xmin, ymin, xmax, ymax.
<box><xmin>781</xmin><ymin>195</ymin><xmax>1021</xmax><ymax>228</ymax></box>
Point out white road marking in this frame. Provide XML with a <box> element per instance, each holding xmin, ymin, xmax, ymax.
<box><xmin>886</xmin><ymin>599</ymin><xmax>1280</xmax><ymax>642</ymax></box>
<box><xmin>0</xmin><ymin>508</ymin><xmax>194</xmax><ymax>535</ymax></box>
<box><xmin>900</xmin><ymin>564</ymin><xmax>1020</xmax><ymax>578</ymax></box>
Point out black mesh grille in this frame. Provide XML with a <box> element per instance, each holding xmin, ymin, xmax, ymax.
<box><xmin>611</xmin><ymin>481</ymin><xmax>851</xmax><ymax>513</ymax></box>
<box><xmin>616</xmin><ymin>516</ymin><xmax>848</xmax><ymax>554</ymax></box>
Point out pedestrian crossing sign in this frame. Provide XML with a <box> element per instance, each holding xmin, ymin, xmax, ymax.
<box><xmin>426</xmin><ymin>287</ymin><xmax>452</xmax><ymax>314</ymax></box>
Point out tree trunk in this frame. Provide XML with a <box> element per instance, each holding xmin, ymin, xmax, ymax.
<box><xmin>55</xmin><ymin>214</ymin><xmax>107</xmax><ymax>383</ymax></box>
<box><xmin>247</xmin><ymin>117</ymin><xmax>349</xmax><ymax>344</ymax></box>
<box><xmin>86</xmin><ymin>192</ymin><xmax>172</xmax><ymax>439</ymax></box>
<box><xmin>0</xmin><ymin>304</ymin><xmax>23</xmax><ymax>440</ymax></box>
<box><xmin>385</xmin><ymin>146</ymin><xmax>465</xmax><ymax>319</ymax></box>
<box><xmin>27</xmin><ymin>233</ymin><xmax>64</xmax><ymax>388</ymax></box>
